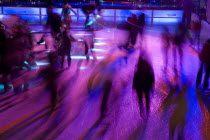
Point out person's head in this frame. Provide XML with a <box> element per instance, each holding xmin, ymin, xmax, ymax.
<box><xmin>64</xmin><ymin>0</ymin><xmax>68</xmax><ymax>5</ymax></box>
<box><xmin>132</xmin><ymin>13</ymin><xmax>137</xmax><ymax>19</ymax></box>
<box><xmin>207</xmin><ymin>39</ymin><xmax>210</xmax><ymax>44</ymax></box>
<box><xmin>139</xmin><ymin>13</ymin><xmax>145</xmax><ymax>19</ymax></box>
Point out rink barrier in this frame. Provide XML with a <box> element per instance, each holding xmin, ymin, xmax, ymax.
<box><xmin>0</xmin><ymin>6</ymin><xmax>183</xmax><ymax>26</ymax></box>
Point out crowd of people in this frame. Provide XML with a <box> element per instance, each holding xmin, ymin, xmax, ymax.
<box><xmin>0</xmin><ymin>0</ymin><xmax>209</xmax><ymax>139</ymax></box>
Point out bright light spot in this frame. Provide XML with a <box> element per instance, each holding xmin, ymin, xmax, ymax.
<box><xmin>94</xmin><ymin>42</ymin><xmax>106</xmax><ymax>46</ymax></box>
<box><xmin>96</xmin><ymin>56</ymin><xmax>104</xmax><ymax>59</ymax></box>
<box><xmin>71</xmin><ymin>55</ymin><xmax>104</xmax><ymax>60</ymax></box>
<box><xmin>78</xmin><ymin>39</ymin><xmax>84</xmax><ymax>41</ymax></box>
<box><xmin>31</xmin><ymin>31</ymin><xmax>40</xmax><ymax>33</ymax></box>
<box><xmin>31</xmin><ymin>66</ymin><xmax>39</xmax><ymax>70</ymax></box>
<box><xmin>24</xmin><ymin>61</ymin><xmax>29</xmax><ymax>65</ymax></box>
<box><xmin>79</xmin><ymin>66</ymin><xmax>88</xmax><ymax>70</ymax></box>
<box><xmin>35</xmin><ymin>62</ymin><xmax>50</xmax><ymax>66</ymax></box>
<box><xmin>87</xmin><ymin>20</ymin><xmax>94</xmax><ymax>26</ymax></box>
<box><xmin>0</xmin><ymin>84</ymin><xmax>4</xmax><ymax>90</ymax></box>
<box><xmin>94</xmin><ymin>38</ymin><xmax>105</xmax><ymax>39</ymax></box>
<box><xmin>90</xmin><ymin>48</ymin><xmax>105</xmax><ymax>52</ymax></box>
<box><xmin>71</xmin><ymin>56</ymin><xmax>87</xmax><ymax>59</ymax></box>
<box><xmin>96</xmin><ymin>15</ymin><xmax>101</xmax><ymax>19</ymax></box>
<box><xmin>40</xmin><ymin>42</ymin><xmax>46</xmax><ymax>44</ymax></box>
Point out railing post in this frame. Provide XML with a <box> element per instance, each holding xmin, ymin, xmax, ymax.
<box><xmin>151</xmin><ymin>10</ymin><xmax>154</xmax><ymax>26</ymax></box>
<box><xmin>40</xmin><ymin>7</ymin><xmax>42</xmax><ymax>25</ymax></box>
<box><xmin>207</xmin><ymin>0</ymin><xmax>210</xmax><ymax>23</ymax></box>
<box><xmin>114</xmin><ymin>9</ymin><xmax>116</xmax><ymax>27</ymax></box>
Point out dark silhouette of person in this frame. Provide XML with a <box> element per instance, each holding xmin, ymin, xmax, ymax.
<box><xmin>169</xmin><ymin>84</ymin><xmax>188</xmax><ymax>140</ymax></box>
<box><xmin>191</xmin><ymin>19</ymin><xmax>201</xmax><ymax>50</ymax></box>
<box><xmin>196</xmin><ymin>39</ymin><xmax>210</xmax><ymax>91</ymax></box>
<box><xmin>37</xmin><ymin>4</ymin><xmax>53</xmax><ymax>49</ymax></box>
<box><xmin>133</xmin><ymin>51</ymin><xmax>155</xmax><ymax>116</ymax></box>
<box><xmin>39</xmin><ymin>52</ymin><xmax>60</xmax><ymax>111</ymax></box>
<box><xmin>173</xmin><ymin>22</ymin><xmax>191</xmax><ymax>71</ymax></box>
<box><xmin>0</xmin><ymin>21</ymin><xmax>10</xmax><ymax>92</ymax></box>
<box><xmin>161</xmin><ymin>26</ymin><xmax>172</xmax><ymax>71</ymax></box>
<box><xmin>58</xmin><ymin>28</ymin><xmax>72</xmax><ymax>68</ymax></box>
<box><xmin>138</xmin><ymin>12</ymin><xmax>145</xmax><ymax>46</ymax></box>
<box><xmin>50</xmin><ymin>13</ymin><xmax>62</xmax><ymax>38</ymax></box>
<box><xmin>182</xmin><ymin>0</ymin><xmax>193</xmax><ymax>28</ymax></box>
<box><xmin>95</xmin><ymin>0</ymin><xmax>102</xmax><ymax>11</ymax></box>
<box><xmin>127</xmin><ymin>14</ymin><xmax>138</xmax><ymax>47</ymax></box>
<box><xmin>0</xmin><ymin>21</ymin><xmax>6</xmax><ymax>60</ymax></box>
<box><xmin>81</xmin><ymin>4</ymin><xmax>96</xmax><ymax>28</ymax></box>
<box><xmin>1</xmin><ymin>18</ymin><xmax>32</xmax><ymax>93</ymax></box>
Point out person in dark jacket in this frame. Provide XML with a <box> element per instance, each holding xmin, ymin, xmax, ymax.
<box><xmin>173</xmin><ymin>22</ymin><xmax>191</xmax><ymax>71</ymax></box>
<box><xmin>133</xmin><ymin>51</ymin><xmax>155</xmax><ymax>116</ymax></box>
<box><xmin>0</xmin><ymin>21</ymin><xmax>7</xmax><ymax>59</ymax></box>
<box><xmin>138</xmin><ymin>12</ymin><xmax>145</xmax><ymax>46</ymax></box>
<box><xmin>196</xmin><ymin>39</ymin><xmax>210</xmax><ymax>91</ymax></box>
<box><xmin>81</xmin><ymin>4</ymin><xmax>96</xmax><ymax>28</ymax></box>
<box><xmin>127</xmin><ymin>14</ymin><xmax>138</xmax><ymax>47</ymax></box>
<box><xmin>58</xmin><ymin>28</ymin><xmax>72</xmax><ymax>68</ymax></box>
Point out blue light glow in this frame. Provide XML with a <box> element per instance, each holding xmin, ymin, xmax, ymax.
<box><xmin>90</xmin><ymin>48</ymin><xmax>105</xmax><ymax>52</ymax></box>
<box><xmin>87</xmin><ymin>20</ymin><xmax>94</xmax><ymax>26</ymax></box>
<box><xmin>0</xmin><ymin>84</ymin><xmax>4</xmax><ymax>90</ymax></box>
<box><xmin>153</xmin><ymin>10</ymin><xmax>183</xmax><ymax>18</ymax></box>
<box><xmin>24</xmin><ymin>61</ymin><xmax>29</xmax><ymax>65</ymax></box>
<box><xmin>35</xmin><ymin>62</ymin><xmax>50</xmax><ymax>66</ymax></box>
<box><xmin>78</xmin><ymin>39</ymin><xmax>84</xmax><ymax>41</ymax></box>
<box><xmin>3</xmin><ymin>7</ymin><xmax>40</xmax><ymax>15</ymax></box>
<box><xmin>40</xmin><ymin>42</ymin><xmax>46</xmax><ymax>44</ymax></box>
<box><xmin>153</xmin><ymin>18</ymin><xmax>182</xmax><ymax>25</ymax></box>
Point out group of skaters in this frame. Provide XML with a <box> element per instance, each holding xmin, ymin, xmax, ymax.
<box><xmin>160</xmin><ymin>19</ymin><xmax>210</xmax><ymax>92</ymax></box>
<box><xmin>0</xmin><ymin>0</ymin><xmax>99</xmax><ymax>94</ymax></box>
<box><xmin>0</xmin><ymin>18</ymin><xmax>33</xmax><ymax>93</ymax></box>
<box><xmin>0</xmin><ymin>1</ymin><xmax>209</xmax><ymax>139</ymax></box>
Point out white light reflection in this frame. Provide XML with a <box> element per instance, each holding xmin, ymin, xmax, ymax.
<box><xmin>71</xmin><ymin>56</ymin><xmax>104</xmax><ymax>59</ymax></box>
<box><xmin>79</xmin><ymin>66</ymin><xmax>88</xmax><ymax>70</ymax></box>
<box><xmin>94</xmin><ymin>38</ymin><xmax>105</xmax><ymax>40</ymax></box>
<box><xmin>40</xmin><ymin>42</ymin><xmax>46</xmax><ymax>44</ymax></box>
<box><xmin>94</xmin><ymin>42</ymin><xmax>106</xmax><ymax>46</ymax></box>
<box><xmin>35</xmin><ymin>62</ymin><xmax>50</xmax><ymax>66</ymax></box>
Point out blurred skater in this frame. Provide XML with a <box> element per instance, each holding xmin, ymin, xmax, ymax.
<box><xmin>196</xmin><ymin>39</ymin><xmax>210</xmax><ymax>91</ymax></box>
<box><xmin>138</xmin><ymin>12</ymin><xmax>145</xmax><ymax>47</ymax></box>
<box><xmin>81</xmin><ymin>4</ymin><xmax>96</xmax><ymax>28</ymax></box>
<box><xmin>58</xmin><ymin>28</ymin><xmax>72</xmax><ymax>68</ymax></box>
<box><xmin>37</xmin><ymin>4</ymin><xmax>53</xmax><ymax>49</ymax></box>
<box><xmin>161</xmin><ymin>26</ymin><xmax>172</xmax><ymax>71</ymax></box>
<box><xmin>133</xmin><ymin>51</ymin><xmax>155</xmax><ymax>117</ymax></box>
<box><xmin>61</xmin><ymin>0</ymin><xmax>77</xmax><ymax>30</ymax></box>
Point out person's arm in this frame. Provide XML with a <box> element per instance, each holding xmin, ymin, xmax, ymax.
<box><xmin>61</xmin><ymin>6</ymin><xmax>64</xmax><ymax>18</ymax></box>
<box><xmin>68</xmin><ymin>5</ymin><xmax>77</xmax><ymax>15</ymax></box>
